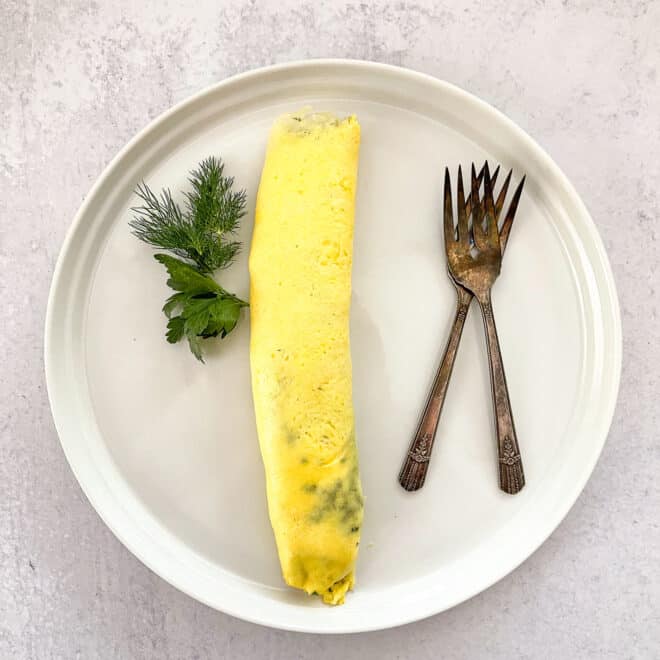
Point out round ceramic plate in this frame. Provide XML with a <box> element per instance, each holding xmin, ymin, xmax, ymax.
<box><xmin>45</xmin><ymin>60</ymin><xmax>621</xmax><ymax>633</ymax></box>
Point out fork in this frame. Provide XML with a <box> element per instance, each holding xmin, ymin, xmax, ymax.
<box><xmin>449</xmin><ymin>162</ymin><xmax>525</xmax><ymax>493</ymax></box>
<box><xmin>399</xmin><ymin>163</ymin><xmax>525</xmax><ymax>494</ymax></box>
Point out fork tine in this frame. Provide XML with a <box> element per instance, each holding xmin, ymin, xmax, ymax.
<box><xmin>471</xmin><ymin>163</ymin><xmax>488</xmax><ymax>250</ymax></box>
<box><xmin>471</xmin><ymin>163</ymin><xmax>484</xmax><ymax>227</ymax></box>
<box><xmin>443</xmin><ymin>167</ymin><xmax>455</xmax><ymax>246</ymax></box>
<box><xmin>499</xmin><ymin>175</ymin><xmax>526</xmax><ymax>251</ymax></box>
<box><xmin>483</xmin><ymin>162</ymin><xmax>498</xmax><ymax>242</ymax></box>
<box><xmin>495</xmin><ymin>169</ymin><xmax>513</xmax><ymax>224</ymax></box>
<box><xmin>490</xmin><ymin>165</ymin><xmax>500</xmax><ymax>191</ymax></box>
<box><xmin>464</xmin><ymin>164</ymin><xmax>485</xmax><ymax>217</ymax></box>
<box><xmin>475</xmin><ymin>163</ymin><xmax>485</xmax><ymax>186</ymax></box>
<box><xmin>456</xmin><ymin>165</ymin><xmax>469</xmax><ymax>244</ymax></box>
<box><xmin>472</xmin><ymin>164</ymin><xmax>497</xmax><ymax>217</ymax></box>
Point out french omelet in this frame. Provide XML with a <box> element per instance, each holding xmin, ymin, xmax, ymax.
<box><xmin>249</xmin><ymin>109</ymin><xmax>363</xmax><ymax>605</ymax></box>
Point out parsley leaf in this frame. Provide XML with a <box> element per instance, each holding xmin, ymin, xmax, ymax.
<box><xmin>155</xmin><ymin>254</ymin><xmax>248</xmax><ymax>363</ymax></box>
<box><xmin>154</xmin><ymin>254</ymin><xmax>221</xmax><ymax>295</ymax></box>
<box><xmin>165</xmin><ymin>316</ymin><xmax>186</xmax><ymax>344</ymax></box>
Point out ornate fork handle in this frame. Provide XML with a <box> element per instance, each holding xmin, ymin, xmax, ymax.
<box><xmin>477</xmin><ymin>293</ymin><xmax>525</xmax><ymax>494</ymax></box>
<box><xmin>399</xmin><ymin>285</ymin><xmax>473</xmax><ymax>491</ymax></box>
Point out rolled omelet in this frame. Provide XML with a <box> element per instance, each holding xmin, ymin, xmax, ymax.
<box><xmin>249</xmin><ymin>109</ymin><xmax>363</xmax><ymax>605</ymax></box>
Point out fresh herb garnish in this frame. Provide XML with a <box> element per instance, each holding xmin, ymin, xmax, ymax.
<box><xmin>130</xmin><ymin>157</ymin><xmax>248</xmax><ymax>362</ymax></box>
<box><xmin>130</xmin><ymin>157</ymin><xmax>246</xmax><ymax>273</ymax></box>
<box><xmin>156</xmin><ymin>254</ymin><xmax>248</xmax><ymax>361</ymax></box>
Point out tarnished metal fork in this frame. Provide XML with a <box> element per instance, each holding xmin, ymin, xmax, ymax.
<box><xmin>399</xmin><ymin>163</ymin><xmax>525</xmax><ymax>494</ymax></box>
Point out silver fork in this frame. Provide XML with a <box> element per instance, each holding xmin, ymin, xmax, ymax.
<box><xmin>399</xmin><ymin>163</ymin><xmax>525</xmax><ymax>494</ymax></box>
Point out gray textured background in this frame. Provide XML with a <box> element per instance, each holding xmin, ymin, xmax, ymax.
<box><xmin>2</xmin><ymin>1</ymin><xmax>659</xmax><ymax>658</ymax></box>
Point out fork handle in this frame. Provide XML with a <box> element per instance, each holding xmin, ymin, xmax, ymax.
<box><xmin>399</xmin><ymin>285</ymin><xmax>473</xmax><ymax>491</ymax></box>
<box><xmin>477</xmin><ymin>293</ymin><xmax>525</xmax><ymax>494</ymax></box>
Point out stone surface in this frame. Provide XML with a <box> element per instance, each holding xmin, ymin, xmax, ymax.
<box><xmin>1</xmin><ymin>1</ymin><xmax>658</xmax><ymax>658</ymax></box>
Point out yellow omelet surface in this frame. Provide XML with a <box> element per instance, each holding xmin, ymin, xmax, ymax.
<box><xmin>249</xmin><ymin>110</ymin><xmax>363</xmax><ymax>605</ymax></box>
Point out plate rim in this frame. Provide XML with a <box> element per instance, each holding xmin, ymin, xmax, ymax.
<box><xmin>44</xmin><ymin>58</ymin><xmax>622</xmax><ymax>633</ymax></box>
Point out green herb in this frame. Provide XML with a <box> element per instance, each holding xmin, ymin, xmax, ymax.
<box><xmin>308</xmin><ymin>462</ymin><xmax>363</xmax><ymax>534</ymax></box>
<box><xmin>155</xmin><ymin>254</ymin><xmax>248</xmax><ymax>361</ymax></box>
<box><xmin>130</xmin><ymin>157</ymin><xmax>248</xmax><ymax>362</ymax></box>
<box><xmin>130</xmin><ymin>157</ymin><xmax>245</xmax><ymax>274</ymax></box>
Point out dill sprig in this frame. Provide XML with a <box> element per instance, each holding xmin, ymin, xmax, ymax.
<box><xmin>129</xmin><ymin>157</ymin><xmax>248</xmax><ymax>362</ymax></box>
<box><xmin>130</xmin><ymin>156</ymin><xmax>246</xmax><ymax>274</ymax></box>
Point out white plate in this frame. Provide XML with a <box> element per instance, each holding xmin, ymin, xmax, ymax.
<box><xmin>45</xmin><ymin>60</ymin><xmax>621</xmax><ymax>633</ymax></box>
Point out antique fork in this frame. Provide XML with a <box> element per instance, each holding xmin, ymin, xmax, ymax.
<box><xmin>399</xmin><ymin>163</ymin><xmax>525</xmax><ymax>493</ymax></box>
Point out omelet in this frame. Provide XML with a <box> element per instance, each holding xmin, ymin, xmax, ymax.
<box><xmin>249</xmin><ymin>109</ymin><xmax>363</xmax><ymax>605</ymax></box>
